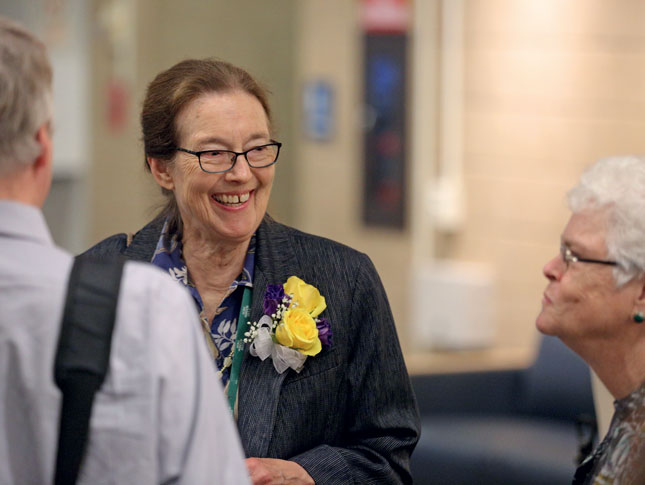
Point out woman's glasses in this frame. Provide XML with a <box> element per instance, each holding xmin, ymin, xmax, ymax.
<box><xmin>176</xmin><ymin>141</ymin><xmax>282</xmax><ymax>173</ymax></box>
<box><xmin>560</xmin><ymin>243</ymin><xmax>617</xmax><ymax>268</ymax></box>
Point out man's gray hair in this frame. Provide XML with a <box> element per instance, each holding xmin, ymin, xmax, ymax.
<box><xmin>0</xmin><ymin>16</ymin><xmax>52</xmax><ymax>174</ymax></box>
<box><xmin>568</xmin><ymin>155</ymin><xmax>645</xmax><ymax>286</ymax></box>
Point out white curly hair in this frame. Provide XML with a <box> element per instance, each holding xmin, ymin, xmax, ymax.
<box><xmin>568</xmin><ymin>155</ymin><xmax>645</xmax><ymax>286</ymax></box>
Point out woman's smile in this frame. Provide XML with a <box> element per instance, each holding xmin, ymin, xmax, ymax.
<box><xmin>212</xmin><ymin>190</ymin><xmax>253</xmax><ymax>209</ymax></box>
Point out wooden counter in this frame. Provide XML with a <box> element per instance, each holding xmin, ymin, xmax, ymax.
<box><xmin>404</xmin><ymin>345</ymin><xmax>536</xmax><ymax>376</ymax></box>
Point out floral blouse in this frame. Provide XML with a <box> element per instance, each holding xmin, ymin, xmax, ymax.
<box><xmin>573</xmin><ymin>380</ymin><xmax>645</xmax><ymax>484</ymax></box>
<box><xmin>150</xmin><ymin>221</ymin><xmax>255</xmax><ymax>387</ymax></box>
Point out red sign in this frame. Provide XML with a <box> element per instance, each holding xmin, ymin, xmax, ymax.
<box><xmin>361</xmin><ymin>0</ymin><xmax>411</xmax><ymax>34</ymax></box>
<box><xmin>107</xmin><ymin>79</ymin><xmax>129</xmax><ymax>133</ymax></box>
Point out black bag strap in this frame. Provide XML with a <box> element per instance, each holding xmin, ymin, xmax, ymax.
<box><xmin>53</xmin><ymin>256</ymin><xmax>125</xmax><ymax>485</ymax></box>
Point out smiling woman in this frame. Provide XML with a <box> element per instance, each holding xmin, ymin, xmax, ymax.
<box><xmin>149</xmin><ymin>90</ymin><xmax>276</xmax><ymax>247</ymax></box>
<box><xmin>83</xmin><ymin>58</ymin><xmax>419</xmax><ymax>484</ymax></box>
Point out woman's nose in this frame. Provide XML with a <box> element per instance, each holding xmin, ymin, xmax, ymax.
<box><xmin>225</xmin><ymin>155</ymin><xmax>252</xmax><ymax>181</ymax></box>
<box><xmin>543</xmin><ymin>254</ymin><xmax>563</xmax><ymax>282</ymax></box>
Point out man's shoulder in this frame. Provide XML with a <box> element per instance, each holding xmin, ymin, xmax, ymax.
<box><xmin>120</xmin><ymin>260</ymin><xmax>187</xmax><ymax>301</ymax></box>
<box><xmin>113</xmin><ymin>261</ymin><xmax>197</xmax><ymax>348</ymax></box>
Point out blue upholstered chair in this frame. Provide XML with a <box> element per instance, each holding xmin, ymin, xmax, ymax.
<box><xmin>410</xmin><ymin>336</ymin><xmax>596</xmax><ymax>485</ymax></box>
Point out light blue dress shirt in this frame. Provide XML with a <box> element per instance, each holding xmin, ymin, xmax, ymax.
<box><xmin>0</xmin><ymin>200</ymin><xmax>250</xmax><ymax>484</ymax></box>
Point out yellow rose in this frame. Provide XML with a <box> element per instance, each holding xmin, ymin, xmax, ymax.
<box><xmin>283</xmin><ymin>276</ymin><xmax>326</xmax><ymax>318</ymax></box>
<box><xmin>275</xmin><ymin>308</ymin><xmax>322</xmax><ymax>356</ymax></box>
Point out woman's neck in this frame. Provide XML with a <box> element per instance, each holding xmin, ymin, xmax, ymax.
<box><xmin>183</xmin><ymin>237</ymin><xmax>249</xmax><ymax>290</ymax></box>
<box><xmin>567</xmin><ymin>332</ymin><xmax>645</xmax><ymax>400</ymax></box>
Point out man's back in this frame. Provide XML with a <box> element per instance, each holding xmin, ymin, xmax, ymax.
<box><xmin>0</xmin><ymin>200</ymin><xmax>249</xmax><ymax>484</ymax></box>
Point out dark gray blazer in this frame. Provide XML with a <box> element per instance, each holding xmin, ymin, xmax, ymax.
<box><xmin>83</xmin><ymin>215</ymin><xmax>420</xmax><ymax>483</ymax></box>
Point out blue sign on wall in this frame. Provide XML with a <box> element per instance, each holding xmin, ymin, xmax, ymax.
<box><xmin>303</xmin><ymin>80</ymin><xmax>334</xmax><ymax>141</ymax></box>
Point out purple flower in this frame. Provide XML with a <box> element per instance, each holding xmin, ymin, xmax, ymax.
<box><xmin>316</xmin><ymin>317</ymin><xmax>333</xmax><ymax>348</ymax></box>
<box><xmin>264</xmin><ymin>284</ymin><xmax>285</xmax><ymax>315</ymax></box>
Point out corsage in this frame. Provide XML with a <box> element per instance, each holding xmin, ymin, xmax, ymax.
<box><xmin>246</xmin><ymin>276</ymin><xmax>332</xmax><ymax>373</ymax></box>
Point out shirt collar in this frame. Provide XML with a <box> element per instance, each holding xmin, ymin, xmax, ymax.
<box><xmin>150</xmin><ymin>219</ymin><xmax>256</xmax><ymax>290</ymax></box>
<box><xmin>0</xmin><ymin>200</ymin><xmax>54</xmax><ymax>247</ymax></box>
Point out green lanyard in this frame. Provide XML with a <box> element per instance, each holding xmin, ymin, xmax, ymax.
<box><xmin>227</xmin><ymin>285</ymin><xmax>252</xmax><ymax>412</ymax></box>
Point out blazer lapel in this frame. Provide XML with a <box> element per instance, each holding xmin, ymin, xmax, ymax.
<box><xmin>237</xmin><ymin>216</ymin><xmax>300</xmax><ymax>457</ymax></box>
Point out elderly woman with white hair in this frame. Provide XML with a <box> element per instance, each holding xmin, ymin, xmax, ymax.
<box><xmin>536</xmin><ymin>155</ymin><xmax>645</xmax><ymax>484</ymax></box>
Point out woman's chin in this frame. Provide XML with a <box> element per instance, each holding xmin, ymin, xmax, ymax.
<box><xmin>535</xmin><ymin>312</ymin><xmax>558</xmax><ymax>336</ymax></box>
<box><xmin>203</xmin><ymin>210</ymin><xmax>264</xmax><ymax>242</ymax></box>
<box><xmin>208</xmin><ymin>219</ymin><xmax>260</xmax><ymax>244</ymax></box>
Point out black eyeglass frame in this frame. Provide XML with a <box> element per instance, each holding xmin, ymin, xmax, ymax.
<box><xmin>560</xmin><ymin>243</ymin><xmax>617</xmax><ymax>267</ymax></box>
<box><xmin>175</xmin><ymin>141</ymin><xmax>282</xmax><ymax>173</ymax></box>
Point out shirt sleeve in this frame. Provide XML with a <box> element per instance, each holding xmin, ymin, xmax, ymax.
<box><xmin>150</xmin><ymin>269</ymin><xmax>250</xmax><ymax>484</ymax></box>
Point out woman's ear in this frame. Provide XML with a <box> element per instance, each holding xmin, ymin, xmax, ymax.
<box><xmin>636</xmin><ymin>274</ymin><xmax>645</xmax><ymax>300</ymax></box>
<box><xmin>631</xmin><ymin>274</ymin><xmax>645</xmax><ymax>314</ymax></box>
<box><xmin>148</xmin><ymin>157</ymin><xmax>175</xmax><ymax>190</ymax></box>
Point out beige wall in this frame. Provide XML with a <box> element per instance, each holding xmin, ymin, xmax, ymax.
<box><xmin>87</xmin><ymin>0</ymin><xmax>645</xmax><ymax>367</ymax></box>
<box><xmin>457</xmin><ymin>0</ymin><xmax>645</xmax><ymax>349</ymax></box>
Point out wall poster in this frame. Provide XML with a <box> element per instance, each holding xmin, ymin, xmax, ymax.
<box><xmin>361</xmin><ymin>0</ymin><xmax>410</xmax><ymax>229</ymax></box>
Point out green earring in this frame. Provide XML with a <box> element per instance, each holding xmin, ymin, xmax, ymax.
<box><xmin>634</xmin><ymin>312</ymin><xmax>644</xmax><ymax>323</ymax></box>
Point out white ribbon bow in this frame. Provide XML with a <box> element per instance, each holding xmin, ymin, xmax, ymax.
<box><xmin>249</xmin><ymin>315</ymin><xmax>307</xmax><ymax>374</ymax></box>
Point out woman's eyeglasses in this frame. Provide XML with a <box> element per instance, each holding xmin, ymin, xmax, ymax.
<box><xmin>176</xmin><ymin>141</ymin><xmax>282</xmax><ymax>174</ymax></box>
<box><xmin>560</xmin><ymin>243</ymin><xmax>617</xmax><ymax>268</ymax></box>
